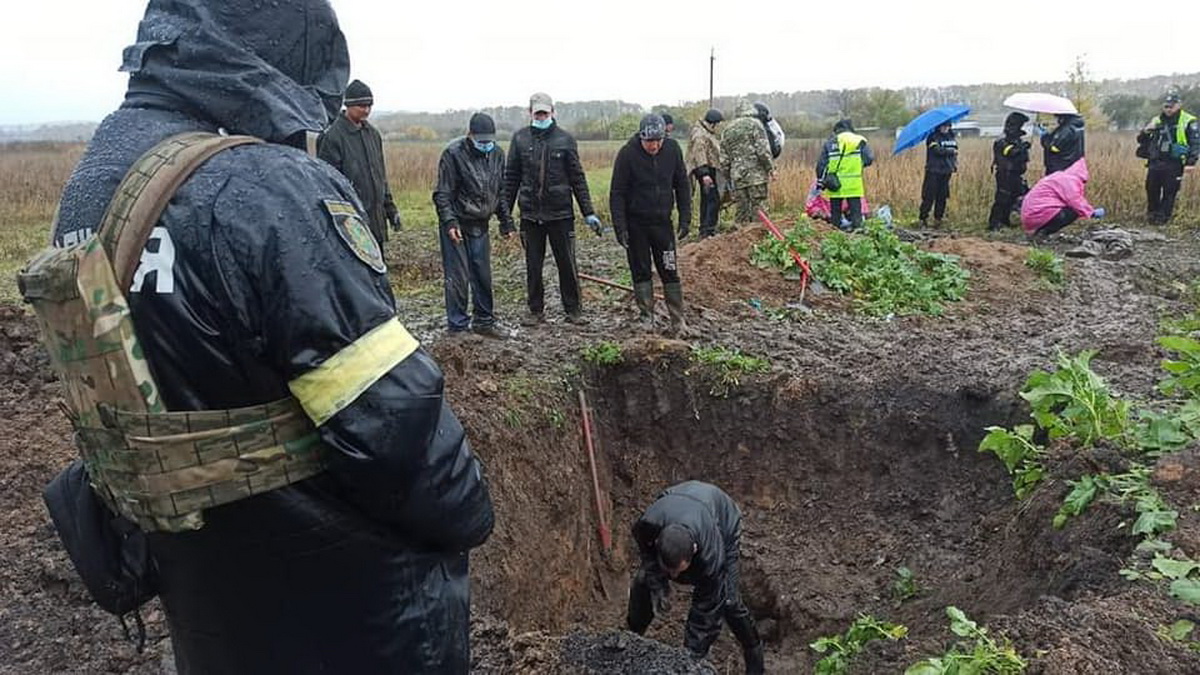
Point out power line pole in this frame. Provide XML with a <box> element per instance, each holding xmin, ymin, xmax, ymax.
<box><xmin>709</xmin><ymin>48</ymin><xmax>715</xmax><ymax>109</ymax></box>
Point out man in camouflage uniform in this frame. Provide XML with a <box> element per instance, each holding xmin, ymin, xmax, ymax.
<box><xmin>686</xmin><ymin>108</ymin><xmax>725</xmax><ymax>238</ymax></box>
<box><xmin>46</xmin><ymin>1</ymin><xmax>493</xmax><ymax>672</ymax></box>
<box><xmin>721</xmin><ymin>100</ymin><xmax>775</xmax><ymax>225</ymax></box>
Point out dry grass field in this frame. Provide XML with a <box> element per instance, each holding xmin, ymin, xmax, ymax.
<box><xmin>1</xmin><ymin>131</ymin><xmax>1195</xmax><ymax>302</ymax></box>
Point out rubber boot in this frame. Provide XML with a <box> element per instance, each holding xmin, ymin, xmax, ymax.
<box><xmin>743</xmin><ymin>643</ymin><xmax>765</xmax><ymax>675</ymax></box>
<box><xmin>633</xmin><ymin>281</ymin><xmax>655</xmax><ymax>330</ymax></box>
<box><xmin>664</xmin><ymin>282</ymin><xmax>686</xmax><ymax>336</ymax></box>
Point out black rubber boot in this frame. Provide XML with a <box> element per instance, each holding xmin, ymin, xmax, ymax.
<box><xmin>664</xmin><ymin>282</ymin><xmax>686</xmax><ymax>336</ymax></box>
<box><xmin>633</xmin><ymin>281</ymin><xmax>655</xmax><ymax>329</ymax></box>
<box><xmin>727</xmin><ymin>610</ymin><xmax>764</xmax><ymax>674</ymax></box>
<box><xmin>743</xmin><ymin>643</ymin><xmax>765</xmax><ymax>675</ymax></box>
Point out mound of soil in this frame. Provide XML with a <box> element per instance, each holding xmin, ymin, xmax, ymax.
<box><xmin>679</xmin><ymin>226</ymin><xmax>813</xmax><ymax>315</ymax></box>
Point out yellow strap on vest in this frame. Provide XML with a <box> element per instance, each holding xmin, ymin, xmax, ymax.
<box><xmin>288</xmin><ymin>317</ymin><xmax>420</xmax><ymax>426</ymax></box>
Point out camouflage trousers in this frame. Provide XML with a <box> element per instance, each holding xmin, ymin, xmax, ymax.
<box><xmin>733</xmin><ymin>184</ymin><xmax>769</xmax><ymax>224</ymax></box>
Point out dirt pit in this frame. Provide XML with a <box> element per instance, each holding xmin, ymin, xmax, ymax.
<box><xmin>457</xmin><ymin>336</ymin><xmax>1200</xmax><ymax>673</ymax></box>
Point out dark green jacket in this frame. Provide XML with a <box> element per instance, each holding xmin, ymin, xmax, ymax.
<box><xmin>318</xmin><ymin>114</ymin><xmax>398</xmax><ymax>244</ymax></box>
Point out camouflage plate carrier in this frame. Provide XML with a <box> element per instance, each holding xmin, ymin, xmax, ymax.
<box><xmin>17</xmin><ymin>132</ymin><xmax>328</xmax><ymax>532</ymax></box>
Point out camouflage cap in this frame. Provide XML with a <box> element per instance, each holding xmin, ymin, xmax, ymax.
<box><xmin>638</xmin><ymin>114</ymin><xmax>666</xmax><ymax>140</ymax></box>
<box><xmin>530</xmin><ymin>92</ymin><xmax>554</xmax><ymax>113</ymax></box>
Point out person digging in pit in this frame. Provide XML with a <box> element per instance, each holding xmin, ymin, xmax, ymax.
<box><xmin>628</xmin><ymin>481</ymin><xmax>765</xmax><ymax>674</ymax></box>
<box><xmin>609</xmin><ymin>113</ymin><xmax>692</xmax><ymax>334</ymax></box>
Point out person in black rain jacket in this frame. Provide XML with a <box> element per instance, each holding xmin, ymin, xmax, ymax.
<box><xmin>919</xmin><ymin>122</ymin><xmax>958</xmax><ymax>227</ymax></box>
<box><xmin>1040</xmin><ymin>113</ymin><xmax>1085</xmax><ymax>174</ymax></box>
<box><xmin>49</xmin><ymin>1</ymin><xmax>494</xmax><ymax>672</ymax></box>
<box><xmin>627</xmin><ymin>481</ymin><xmax>764</xmax><ymax>674</ymax></box>
<box><xmin>988</xmin><ymin>111</ymin><xmax>1032</xmax><ymax>230</ymax></box>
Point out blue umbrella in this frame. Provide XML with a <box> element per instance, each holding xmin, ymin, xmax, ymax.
<box><xmin>892</xmin><ymin>104</ymin><xmax>972</xmax><ymax>155</ymax></box>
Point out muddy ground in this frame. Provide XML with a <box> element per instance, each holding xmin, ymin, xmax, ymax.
<box><xmin>4</xmin><ymin>222</ymin><xmax>1200</xmax><ymax>673</ymax></box>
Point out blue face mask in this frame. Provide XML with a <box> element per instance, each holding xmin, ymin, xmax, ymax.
<box><xmin>531</xmin><ymin>118</ymin><xmax>553</xmax><ymax>130</ymax></box>
<box><xmin>472</xmin><ymin>139</ymin><xmax>496</xmax><ymax>154</ymax></box>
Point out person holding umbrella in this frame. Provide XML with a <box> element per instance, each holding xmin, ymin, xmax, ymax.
<box><xmin>988</xmin><ymin>112</ymin><xmax>1032</xmax><ymax>231</ymax></box>
<box><xmin>1038</xmin><ymin>113</ymin><xmax>1085</xmax><ymax>175</ymax></box>
<box><xmin>918</xmin><ymin>122</ymin><xmax>958</xmax><ymax>227</ymax></box>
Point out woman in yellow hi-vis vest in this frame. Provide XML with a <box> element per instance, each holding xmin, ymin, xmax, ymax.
<box><xmin>816</xmin><ymin>119</ymin><xmax>876</xmax><ymax>230</ymax></box>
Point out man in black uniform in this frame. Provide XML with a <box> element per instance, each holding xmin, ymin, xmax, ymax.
<box><xmin>1039</xmin><ymin>113</ymin><xmax>1085</xmax><ymax>175</ymax></box>
<box><xmin>1137</xmin><ymin>93</ymin><xmax>1200</xmax><ymax>225</ymax></box>
<box><xmin>502</xmin><ymin>91</ymin><xmax>604</xmax><ymax>326</ymax></box>
<box><xmin>50</xmin><ymin>1</ymin><xmax>493</xmax><ymax>672</ymax></box>
<box><xmin>433</xmin><ymin>112</ymin><xmax>515</xmax><ymax>337</ymax></box>
<box><xmin>628</xmin><ymin>481</ymin><xmax>764</xmax><ymax>674</ymax></box>
<box><xmin>609</xmin><ymin>114</ymin><xmax>692</xmax><ymax>333</ymax></box>
<box><xmin>317</xmin><ymin>79</ymin><xmax>402</xmax><ymax>248</ymax></box>
<box><xmin>918</xmin><ymin>122</ymin><xmax>958</xmax><ymax>227</ymax></box>
<box><xmin>988</xmin><ymin>112</ymin><xmax>1031</xmax><ymax>231</ymax></box>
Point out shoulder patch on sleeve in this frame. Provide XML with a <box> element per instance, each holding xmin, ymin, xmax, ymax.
<box><xmin>322</xmin><ymin>199</ymin><xmax>386</xmax><ymax>274</ymax></box>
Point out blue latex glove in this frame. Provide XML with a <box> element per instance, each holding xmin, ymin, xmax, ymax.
<box><xmin>584</xmin><ymin>214</ymin><xmax>603</xmax><ymax>236</ymax></box>
<box><xmin>1092</xmin><ymin>207</ymin><xmax>1106</xmax><ymax>219</ymax></box>
<box><xmin>1032</xmin><ymin>123</ymin><xmax>1047</xmax><ymax>137</ymax></box>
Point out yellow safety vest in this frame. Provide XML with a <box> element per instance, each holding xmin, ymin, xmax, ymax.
<box><xmin>824</xmin><ymin>132</ymin><xmax>868</xmax><ymax>198</ymax></box>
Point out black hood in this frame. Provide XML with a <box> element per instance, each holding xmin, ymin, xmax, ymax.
<box><xmin>834</xmin><ymin>118</ymin><xmax>855</xmax><ymax>133</ymax></box>
<box><xmin>1056</xmin><ymin>114</ymin><xmax>1084</xmax><ymax>129</ymax></box>
<box><xmin>1004</xmin><ymin>111</ymin><xmax>1029</xmax><ymax>136</ymax></box>
<box><xmin>119</xmin><ymin>0</ymin><xmax>350</xmax><ymax>143</ymax></box>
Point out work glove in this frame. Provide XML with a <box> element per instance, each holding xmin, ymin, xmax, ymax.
<box><xmin>615</xmin><ymin>227</ymin><xmax>629</xmax><ymax>249</ymax></box>
<box><xmin>677</xmin><ymin>221</ymin><xmax>690</xmax><ymax>241</ymax></box>
<box><xmin>1032</xmin><ymin>123</ymin><xmax>1047</xmax><ymax>138</ymax></box>
<box><xmin>388</xmin><ymin>212</ymin><xmax>403</xmax><ymax>232</ymax></box>
<box><xmin>585</xmin><ymin>214</ymin><xmax>604</xmax><ymax>236</ymax></box>
<box><xmin>1092</xmin><ymin>207</ymin><xmax>1106</xmax><ymax>219</ymax></box>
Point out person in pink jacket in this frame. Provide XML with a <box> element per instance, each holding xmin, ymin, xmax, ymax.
<box><xmin>1021</xmin><ymin>158</ymin><xmax>1106</xmax><ymax>237</ymax></box>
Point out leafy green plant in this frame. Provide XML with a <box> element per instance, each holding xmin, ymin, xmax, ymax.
<box><xmin>905</xmin><ymin>607</ymin><xmax>1026</xmax><ymax>675</ymax></box>
<box><xmin>689</xmin><ymin>345</ymin><xmax>770</xmax><ymax>397</ymax></box>
<box><xmin>812</xmin><ymin>222</ymin><xmax>970</xmax><ymax>317</ymax></box>
<box><xmin>581</xmin><ymin>340</ymin><xmax>624</xmax><ymax>366</ymax></box>
<box><xmin>1021</xmin><ymin>350</ymin><xmax>1131</xmax><ymax>447</ymax></box>
<box><xmin>1157</xmin><ymin>619</ymin><xmax>1200</xmax><ymax>651</ymax></box>
<box><xmin>1024</xmin><ymin>248</ymin><xmax>1065</xmax><ymax>286</ymax></box>
<box><xmin>1107</xmin><ymin>468</ymin><xmax>1178</xmax><ymax>537</ymax></box>
<box><xmin>978</xmin><ymin>425</ymin><xmax>1046</xmax><ymax>499</ymax></box>
<box><xmin>1159</xmin><ymin>336</ymin><xmax>1200</xmax><ymax>399</ymax></box>
<box><xmin>893</xmin><ymin>566</ymin><xmax>923</xmax><ymax>604</ymax></box>
<box><xmin>750</xmin><ymin>221</ymin><xmax>814</xmax><ymax>274</ymax></box>
<box><xmin>1053</xmin><ymin>474</ymin><xmax>1103</xmax><ymax>529</ymax></box>
<box><xmin>811</xmin><ymin>614</ymin><xmax>908</xmax><ymax>675</ymax></box>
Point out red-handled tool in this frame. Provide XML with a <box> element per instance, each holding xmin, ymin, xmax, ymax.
<box><xmin>578</xmin><ymin>390</ymin><xmax>612</xmax><ymax>552</ymax></box>
<box><xmin>757</xmin><ymin>209</ymin><xmax>812</xmax><ymax>300</ymax></box>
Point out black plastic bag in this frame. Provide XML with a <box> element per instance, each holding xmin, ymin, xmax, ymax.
<box><xmin>43</xmin><ymin>460</ymin><xmax>158</xmax><ymax>616</ymax></box>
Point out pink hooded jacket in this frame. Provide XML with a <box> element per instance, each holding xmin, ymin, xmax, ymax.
<box><xmin>1021</xmin><ymin>159</ymin><xmax>1095</xmax><ymax>233</ymax></box>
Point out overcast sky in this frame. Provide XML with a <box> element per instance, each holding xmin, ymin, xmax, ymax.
<box><xmin>1</xmin><ymin>0</ymin><xmax>1195</xmax><ymax>126</ymax></box>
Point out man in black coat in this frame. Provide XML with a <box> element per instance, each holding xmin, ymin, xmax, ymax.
<box><xmin>51</xmin><ymin>2</ymin><xmax>493</xmax><ymax>671</ymax></box>
<box><xmin>503</xmin><ymin>92</ymin><xmax>604</xmax><ymax>326</ymax></box>
<box><xmin>1039</xmin><ymin>113</ymin><xmax>1085</xmax><ymax>175</ymax></box>
<box><xmin>609</xmin><ymin>114</ymin><xmax>692</xmax><ymax>333</ymax></box>
<box><xmin>628</xmin><ymin>481</ymin><xmax>764</xmax><ymax>675</ymax></box>
<box><xmin>988</xmin><ymin>112</ymin><xmax>1032</xmax><ymax>230</ymax></box>
<box><xmin>318</xmin><ymin>79</ymin><xmax>401</xmax><ymax>248</ymax></box>
<box><xmin>432</xmin><ymin>112</ymin><xmax>515</xmax><ymax>337</ymax></box>
<box><xmin>919</xmin><ymin>122</ymin><xmax>958</xmax><ymax>227</ymax></box>
<box><xmin>1137</xmin><ymin>93</ymin><xmax>1200</xmax><ymax>225</ymax></box>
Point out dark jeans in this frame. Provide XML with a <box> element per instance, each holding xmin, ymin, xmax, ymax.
<box><xmin>989</xmin><ymin>170</ymin><xmax>1026</xmax><ymax>227</ymax></box>
<box><xmin>439</xmin><ymin>222</ymin><xmax>495</xmax><ymax>331</ymax></box>
<box><xmin>697</xmin><ymin>177</ymin><xmax>720</xmax><ymax>236</ymax></box>
<box><xmin>1037</xmin><ymin>207</ymin><xmax>1080</xmax><ymax>236</ymax></box>
<box><xmin>829</xmin><ymin>197</ymin><xmax>863</xmax><ymax>229</ymax></box>
<box><xmin>627</xmin><ymin>222</ymin><xmax>680</xmax><ymax>285</ymax></box>
<box><xmin>920</xmin><ymin>172</ymin><xmax>952</xmax><ymax>221</ymax></box>
<box><xmin>521</xmin><ymin>218</ymin><xmax>580</xmax><ymax>315</ymax></box>
<box><xmin>1147</xmin><ymin>163</ymin><xmax>1185</xmax><ymax>223</ymax></box>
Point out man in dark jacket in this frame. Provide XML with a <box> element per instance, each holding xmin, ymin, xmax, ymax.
<box><xmin>50</xmin><ymin>2</ymin><xmax>493</xmax><ymax>672</ymax></box>
<box><xmin>919</xmin><ymin>122</ymin><xmax>958</xmax><ymax>227</ymax></box>
<box><xmin>1039</xmin><ymin>113</ymin><xmax>1085</xmax><ymax>174</ymax></box>
<box><xmin>609</xmin><ymin>114</ymin><xmax>692</xmax><ymax>333</ymax></box>
<box><xmin>628</xmin><ymin>481</ymin><xmax>764</xmax><ymax>674</ymax></box>
<box><xmin>988</xmin><ymin>112</ymin><xmax>1032</xmax><ymax>230</ymax></box>
<box><xmin>433</xmin><ymin>113</ymin><xmax>514</xmax><ymax>337</ymax></box>
<box><xmin>318</xmin><ymin>79</ymin><xmax>401</xmax><ymax>248</ymax></box>
<box><xmin>502</xmin><ymin>92</ymin><xmax>604</xmax><ymax>326</ymax></box>
<box><xmin>1137</xmin><ymin>93</ymin><xmax>1200</xmax><ymax>225</ymax></box>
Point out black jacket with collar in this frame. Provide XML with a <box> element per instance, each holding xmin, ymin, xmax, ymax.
<box><xmin>503</xmin><ymin>121</ymin><xmax>596</xmax><ymax>224</ymax></box>
<box><xmin>609</xmin><ymin>135</ymin><xmax>692</xmax><ymax>235</ymax></box>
